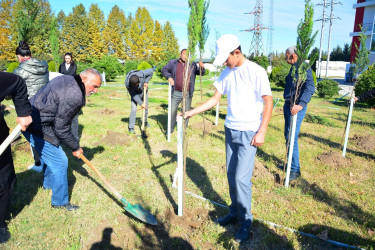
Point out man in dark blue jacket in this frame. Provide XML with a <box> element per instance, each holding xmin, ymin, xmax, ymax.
<box><xmin>282</xmin><ymin>46</ymin><xmax>315</xmax><ymax>181</ymax></box>
<box><xmin>162</xmin><ymin>49</ymin><xmax>205</xmax><ymax>132</ymax></box>
<box><xmin>125</xmin><ymin>68</ymin><xmax>154</xmax><ymax>134</ymax></box>
<box><xmin>23</xmin><ymin>68</ymin><xmax>102</xmax><ymax>211</ymax></box>
<box><xmin>0</xmin><ymin>72</ymin><xmax>32</xmax><ymax>244</ymax></box>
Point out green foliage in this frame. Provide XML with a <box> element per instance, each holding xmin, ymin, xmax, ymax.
<box><xmin>90</xmin><ymin>55</ymin><xmax>124</xmax><ymax>81</ymax></box>
<box><xmin>7</xmin><ymin>62</ymin><xmax>19</xmax><ymax>72</ymax></box>
<box><xmin>49</xmin><ymin>17</ymin><xmax>59</xmax><ymax>66</ymax></box>
<box><xmin>353</xmin><ymin>29</ymin><xmax>370</xmax><ymax>77</ymax></box>
<box><xmin>355</xmin><ymin>64</ymin><xmax>375</xmax><ymax>107</ymax></box>
<box><xmin>250</xmin><ymin>55</ymin><xmax>269</xmax><ymax>70</ymax></box>
<box><xmin>137</xmin><ymin>61</ymin><xmax>151</xmax><ymax>71</ymax></box>
<box><xmin>270</xmin><ymin>63</ymin><xmax>290</xmax><ymax>88</ymax></box>
<box><xmin>124</xmin><ymin>60</ymin><xmax>139</xmax><ymax>74</ymax></box>
<box><xmin>317</xmin><ymin>79</ymin><xmax>339</xmax><ymax>98</ymax></box>
<box><xmin>204</xmin><ymin>68</ymin><xmax>210</xmax><ymax>76</ymax></box>
<box><xmin>0</xmin><ymin>60</ymin><xmax>8</xmax><ymax>71</ymax></box>
<box><xmin>161</xmin><ymin>22</ymin><xmax>179</xmax><ymax>61</ymax></box>
<box><xmin>197</xmin><ymin>0</ymin><xmax>210</xmax><ymax>58</ymax></box>
<box><xmin>76</xmin><ymin>61</ymin><xmax>89</xmax><ymax>74</ymax></box>
<box><xmin>48</xmin><ymin>61</ymin><xmax>57</xmax><ymax>72</ymax></box>
<box><xmin>312</xmin><ymin>70</ymin><xmax>317</xmax><ymax>86</ymax></box>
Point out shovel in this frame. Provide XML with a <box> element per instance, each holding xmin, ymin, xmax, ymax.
<box><xmin>141</xmin><ymin>84</ymin><xmax>148</xmax><ymax>138</ymax></box>
<box><xmin>0</xmin><ymin>124</ymin><xmax>21</xmax><ymax>156</ymax></box>
<box><xmin>79</xmin><ymin>154</ymin><xmax>157</xmax><ymax>225</ymax></box>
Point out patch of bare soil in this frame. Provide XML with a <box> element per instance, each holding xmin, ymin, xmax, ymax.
<box><xmin>98</xmin><ymin>108</ymin><xmax>115</xmax><ymax>115</ymax></box>
<box><xmin>253</xmin><ymin>159</ymin><xmax>273</xmax><ymax>180</ymax></box>
<box><xmin>96</xmin><ymin>131</ymin><xmax>135</xmax><ymax>146</ymax></box>
<box><xmin>84</xmin><ymin>207</ymin><xmax>211</xmax><ymax>249</ymax></box>
<box><xmin>190</xmin><ymin>120</ymin><xmax>216</xmax><ymax>133</ymax></box>
<box><xmin>13</xmin><ymin>140</ymin><xmax>30</xmax><ymax>153</ymax></box>
<box><xmin>351</xmin><ymin>134</ymin><xmax>375</xmax><ymax>151</ymax></box>
<box><xmin>317</xmin><ymin>151</ymin><xmax>351</xmax><ymax>168</ymax></box>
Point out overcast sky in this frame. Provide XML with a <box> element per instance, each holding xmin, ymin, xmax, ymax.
<box><xmin>49</xmin><ymin>0</ymin><xmax>355</xmax><ymax>58</ymax></box>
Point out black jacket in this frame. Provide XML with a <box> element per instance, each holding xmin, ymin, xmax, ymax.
<box><xmin>161</xmin><ymin>59</ymin><xmax>205</xmax><ymax>97</ymax></box>
<box><xmin>26</xmin><ymin>75</ymin><xmax>85</xmax><ymax>151</ymax></box>
<box><xmin>59</xmin><ymin>62</ymin><xmax>77</xmax><ymax>76</ymax></box>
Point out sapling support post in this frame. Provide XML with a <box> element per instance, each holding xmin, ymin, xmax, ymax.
<box><xmin>342</xmin><ymin>97</ymin><xmax>354</xmax><ymax>157</ymax></box>
<box><xmin>167</xmin><ymin>84</ymin><xmax>172</xmax><ymax>142</ymax></box>
<box><xmin>177</xmin><ymin>116</ymin><xmax>184</xmax><ymax>216</ymax></box>
<box><xmin>285</xmin><ymin>114</ymin><xmax>297</xmax><ymax>188</ymax></box>
<box><xmin>0</xmin><ymin>124</ymin><xmax>21</xmax><ymax>156</ymax></box>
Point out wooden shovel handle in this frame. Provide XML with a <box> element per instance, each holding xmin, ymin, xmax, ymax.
<box><xmin>79</xmin><ymin>154</ymin><xmax>123</xmax><ymax>200</ymax></box>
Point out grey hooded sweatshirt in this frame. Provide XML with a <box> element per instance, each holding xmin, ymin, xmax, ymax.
<box><xmin>13</xmin><ymin>58</ymin><xmax>49</xmax><ymax>98</ymax></box>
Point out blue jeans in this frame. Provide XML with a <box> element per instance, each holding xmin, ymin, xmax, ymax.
<box><xmin>283</xmin><ymin>103</ymin><xmax>307</xmax><ymax>174</ymax></box>
<box><xmin>225</xmin><ymin>126</ymin><xmax>257</xmax><ymax>223</ymax></box>
<box><xmin>23</xmin><ymin>132</ymin><xmax>69</xmax><ymax>206</ymax></box>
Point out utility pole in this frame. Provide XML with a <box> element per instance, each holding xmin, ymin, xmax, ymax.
<box><xmin>240</xmin><ymin>0</ymin><xmax>269</xmax><ymax>57</ymax></box>
<box><xmin>267</xmin><ymin>0</ymin><xmax>274</xmax><ymax>65</ymax></box>
<box><xmin>325</xmin><ymin>0</ymin><xmax>342</xmax><ymax>78</ymax></box>
<box><xmin>316</xmin><ymin>0</ymin><xmax>328</xmax><ymax>79</ymax></box>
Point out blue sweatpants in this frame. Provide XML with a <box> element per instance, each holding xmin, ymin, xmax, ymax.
<box><xmin>225</xmin><ymin>126</ymin><xmax>257</xmax><ymax>224</ymax></box>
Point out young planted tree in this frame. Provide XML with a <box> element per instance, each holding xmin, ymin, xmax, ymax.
<box><xmin>197</xmin><ymin>0</ymin><xmax>210</xmax><ymax>136</ymax></box>
<box><xmin>342</xmin><ymin>28</ymin><xmax>369</xmax><ymax>157</ymax></box>
<box><xmin>284</xmin><ymin>0</ymin><xmax>317</xmax><ymax>187</ymax></box>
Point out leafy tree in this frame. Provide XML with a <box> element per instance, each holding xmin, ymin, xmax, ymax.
<box><xmin>151</xmin><ymin>20</ymin><xmax>163</xmax><ymax>61</ymax></box>
<box><xmin>161</xmin><ymin>21</ymin><xmax>179</xmax><ymax>61</ymax></box>
<box><xmin>60</xmin><ymin>4</ymin><xmax>90</xmax><ymax>62</ymax></box>
<box><xmin>49</xmin><ymin>17</ymin><xmax>59</xmax><ymax>70</ymax></box>
<box><xmin>128</xmin><ymin>7</ymin><xmax>154</xmax><ymax>60</ymax></box>
<box><xmin>0</xmin><ymin>0</ymin><xmax>15</xmax><ymax>60</ymax></box>
<box><xmin>88</xmin><ymin>4</ymin><xmax>105</xmax><ymax>60</ymax></box>
<box><xmin>137</xmin><ymin>61</ymin><xmax>151</xmax><ymax>70</ymax></box>
<box><xmin>330</xmin><ymin>45</ymin><xmax>343</xmax><ymax>61</ymax></box>
<box><xmin>342</xmin><ymin>43</ymin><xmax>351</xmax><ymax>61</ymax></box>
<box><xmin>103</xmin><ymin>5</ymin><xmax>127</xmax><ymax>60</ymax></box>
<box><xmin>90</xmin><ymin>55</ymin><xmax>124</xmax><ymax>81</ymax></box>
<box><xmin>250</xmin><ymin>55</ymin><xmax>269</xmax><ymax>70</ymax></box>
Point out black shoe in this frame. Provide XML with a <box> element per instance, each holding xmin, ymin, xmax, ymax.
<box><xmin>129</xmin><ymin>128</ymin><xmax>135</xmax><ymax>134</ymax></box>
<box><xmin>277</xmin><ymin>164</ymin><xmax>286</xmax><ymax>171</ymax></box>
<box><xmin>215</xmin><ymin>215</ymin><xmax>238</xmax><ymax>226</ymax></box>
<box><xmin>235</xmin><ymin>222</ymin><xmax>252</xmax><ymax>243</ymax></box>
<box><xmin>52</xmin><ymin>203</ymin><xmax>80</xmax><ymax>211</ymax></box>
<box><xmin>0</xmin><ymin>227</ymin><xmax>11</xmax><ymax>244</ymax></box>
<box><xmin>289</xmin><ymin>171</ymin><xmax>300</xmax><ymax>181</ymax></box>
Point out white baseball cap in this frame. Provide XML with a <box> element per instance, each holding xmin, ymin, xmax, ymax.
<box><xmin>213</xmin><ymin>34</ymin><xmax>241</xmax><ymax>66</ymax></box>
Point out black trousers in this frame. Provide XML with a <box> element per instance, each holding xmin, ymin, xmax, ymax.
<box><xmin>0</xmin><ymin>115</ymin><xmax>16</xmax><ymax>228</ymax></box>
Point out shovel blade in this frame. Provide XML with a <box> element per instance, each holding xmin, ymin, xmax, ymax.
<box><xmin>125</xmin><ymin>204</ymin><xmax>157</xmax><ymax>225</ymax></box>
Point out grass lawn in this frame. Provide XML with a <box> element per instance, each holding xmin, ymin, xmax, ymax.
<box><xmin>1</xmin><ymin>74</ymin><xmax>374</xmax><ymax>249</ymax></box>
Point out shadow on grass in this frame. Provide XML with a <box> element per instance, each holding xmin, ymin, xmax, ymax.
<box><xmin>300</xmin><ymin>132</ymin><xmax>375</xmax><ymax>160</ymax></box>
<box><xmin>296</xmin><ymin>178</ymin><xmax>375</xmax><ymax>247</ymax></box>
<box><xmin>67</xmin><ymin>146</ymin><xmax>125</xmax><ymax>210</ymax></box>
<box><xmin>130</xmin><ymin>215</ymin><xmax>194</xmax><ymax>249</ymax></box>
<box><xmin>90</xmin><ymin>227</ymin><xmax>122</xmax><ymax>250</ymax></box>
<box><xmin>217</xmin><ymin>220</ymin><xmax>294</xmax><ymax>249</ymax></box>
<box><xmin>148</xmin><ymin>114</ymin><xmax>168</xmax><ymax>139</ymax></box>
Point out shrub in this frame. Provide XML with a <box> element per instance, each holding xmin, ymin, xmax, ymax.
<box><xmin>204</xmin><ymin>68</ymin><xmax>210</xmax><ymax>76</ymax></box>
<box><xmin>271</xmin><ymin>63</ymin><xmax>290</xmax><ymax>88</ymax></box>
<box><xmin>76</xmin><ymin>61</ymin><xmax>89</xmax><ymax>75</ymax></box>
<box><xmin>137</xmin><ymin>61</ymin><xmax>152</xmax><ymax>71</ymax></box>
<box><xmin>355</xmin><ymin>65</ymin><xmax>375</xmax><ymax>107</ymax></box>
<box><xmin>124</xmin><ymin>60</ymin><xmax>139</xmax><ymax>74</ymax></box>
<box><xmin>0</xmin><ymin>60</ymin><xmax>8</xmax><ymax>71</ymax></box>
<box><xmin>91</xmin><ymin>56</ymin><xmax>125</xmax><ymax>81</ymax></box>
<box><xmin>250</xmin><ymin>55</ymin><xmax>269</xmax><ymax>70</ymax></box>
<box><xmin>317</xmin><ymin>79</ymin><xmax>339</xmax><ymax>98</ymax></box>
<box><xmin>48</xmin><ymin>61</ymin><xmax>58</xmax><ymax>72</ymax></box>
<box><xmin>7</xmin><ymin>62</ymin><xmax>20</xmax><ymax>73</ymax></box>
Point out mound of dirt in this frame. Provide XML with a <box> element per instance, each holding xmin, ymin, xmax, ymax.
<box><xmin>190</xmin><ymin>120</ymin><xmax>216</xmax><ymax>133</ymax></box>
<box><xmin>97</xmin><ymin>131</ymin><xmax>135</xmax><ymax>146</ymax></box>
<box><xmin>100</xmin><ymin>108</ymin><xmax>115</xmax><ymax>115</ymax></box>
<box><xmin>317</xmin><ymin>151</ymin><xmax>351</xmax><ymax>168</ymax></box>
<box><xmin>253</xmin><ymin>160</ymin><xmax>273</xmax><ymax>179</ymax></box>
<box><xmin>351</xmin><ymin>134</ymin><xmax>375</xmax><ymax>151</ymax></box>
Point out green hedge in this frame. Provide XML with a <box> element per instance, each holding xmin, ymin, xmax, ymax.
<box><xmin>317</xmin><ymin>79</ymin><xmax>339</xmax><ymax>98</ymax></box>
<box><xmin>137</xmin><ymin>61</ymin><xmax>152</xmax><ymax>71</ymax></box>
<box><xmin>355</xmin><ymin>65</ymin><xmax>375</xmax><ymax>107</ymax></box>
<box><xmin>90</xmin><ymin>56</ymin><xmax>125</xmax><ymax>82</ymax></box>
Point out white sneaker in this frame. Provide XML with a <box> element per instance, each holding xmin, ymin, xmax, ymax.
<box><xmin>27</xmin><ymin>164</ymin><xmax>43</xmax><ymax>173</ymax></box>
